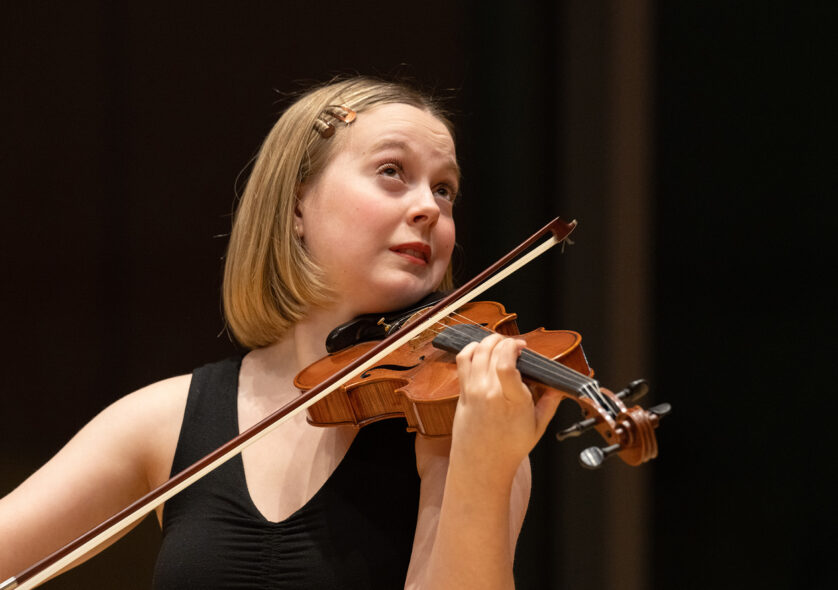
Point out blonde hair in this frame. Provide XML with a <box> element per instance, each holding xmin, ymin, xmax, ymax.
<box><xmin>223</xmin><ymin>77</ymin><xmax>456</xmax><ymax>349</ymax></box>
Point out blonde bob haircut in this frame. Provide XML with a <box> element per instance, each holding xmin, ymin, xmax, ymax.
<box><xmin>223</xmin><ymin>77</ymin><xmax>456</xmax><ymax>349</ymax></box>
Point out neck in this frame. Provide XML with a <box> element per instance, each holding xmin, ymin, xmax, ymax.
<box><xmin>252</xmin><ymin>302</ymin><xmax>359</xmax><ymax>382</ymax></box>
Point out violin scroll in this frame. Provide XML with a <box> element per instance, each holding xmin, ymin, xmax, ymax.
<box><xmin>557</xmin><ymin>379</ymin><xmax>672</xmax><ymax>469</ymax></box>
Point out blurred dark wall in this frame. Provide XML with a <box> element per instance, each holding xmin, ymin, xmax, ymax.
<box><xmin>652</xmin><ymin>3</ymin><xmax>835</xmax><ymax>588</ymax></box>
<box><xmin>1</xmin><ymin>2</ymin><xmax>833</xmax><ymax>589</ymax></box>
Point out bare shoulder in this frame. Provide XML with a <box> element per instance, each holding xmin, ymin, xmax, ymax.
<box><xmin>109</xmin><ymin>374</ymin><xmax>191</xmax><ymax>432</ymax></box>
<box><xmin>103</xmin><ymin>374</ymin><xmax>192</xmax><ymax>486</ymax></box>
<box><xmin>117</xmin><ymin>373</ymin><xmax>191</xmax><ymax>414</ymax></box>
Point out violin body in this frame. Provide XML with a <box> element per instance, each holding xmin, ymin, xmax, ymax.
<box><xmin>294</xmin><ymin>301</ymin><xmax>593</xmax><ymax>437</ymax></box>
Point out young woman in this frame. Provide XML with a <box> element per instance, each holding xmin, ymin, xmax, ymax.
<box><xmin>0</xmin><ymin>77</ymin><xmax>561</xmax><ymax>589</ymax></box>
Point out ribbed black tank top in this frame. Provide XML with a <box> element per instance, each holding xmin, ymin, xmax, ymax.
<box><xmin>153</xmin><ymin>357</ymin><xmax>420</xmax><ymax>589</ymax></box>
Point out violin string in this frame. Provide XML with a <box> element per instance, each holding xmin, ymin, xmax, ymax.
<box><xmin>418</xmin><ymin>311</ymin><xmax>592</xmax><ymax>388</ymax></box>
<box><xmin>413</xmin><ymin>310</ymin><xmax>618</xmax><ymax>413</ymax></box>
<box><xmin>421</xmin><ymin>314</ymin><xmax>603</xmax><ymax>396</ymax></box>
<box><xmin>519</xmin><ymin>349</ymin><xmax>618</xmax><ymax>413</ymax></box>
<box><xmin>393</xmin><ymin>306</ymin><xmax>615</xmax><ymax>412</ymax></box>
<box><xmin>440</xmin><ymin>313</ymin><xmax>597</xmax><ymax>388</ymax></box>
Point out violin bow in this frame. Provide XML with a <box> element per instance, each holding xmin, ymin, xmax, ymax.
<box><xmin>1</xmin><ymin>217</ymin><xmax>576</xmax><ymax>590</ymax></box>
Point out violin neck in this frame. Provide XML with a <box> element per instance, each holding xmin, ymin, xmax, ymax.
<box><xmin>432</xmin><ymin>324</ymin><xmax>596</xmax><ymax>397</ymax></box>
<box><xmin>517</xmin><ymin>349</ymin><xmax>596</xmax><ymax>396</ymax></box>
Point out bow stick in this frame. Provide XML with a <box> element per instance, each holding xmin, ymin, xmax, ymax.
<box><xmin>1</xmin><ymin>217</ymin><xmax>576</xmax><ymax>590</ymax></box>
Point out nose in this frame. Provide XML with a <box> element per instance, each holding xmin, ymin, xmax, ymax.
<box><xmin>407</xmin><ymin>185</ymin><xmax>441</xmax><ymax>227</ymax></box>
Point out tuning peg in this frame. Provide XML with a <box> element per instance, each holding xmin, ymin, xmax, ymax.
<box><xmin>648</xmin><ymin>403</ymin><xmax>672</xmax><ymax>417</ymax></box>
<box><xmin>555</xmin><ymin>417</ymin><xmax>597</xmax><ymax>441</ymax></box>
<box><xmin>579</xmin><ymin>443</ymin><xmax>621</xmax><ymax>469</ymax></box>
<box><xmin>615</xmin><ymin>379</ymin><xmax>649</xmax><ymax>403</ymax></box>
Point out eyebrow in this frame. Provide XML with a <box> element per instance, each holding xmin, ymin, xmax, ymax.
<box><xmin>369</xmin><ymin>139</ymin><xmax>461</xmax><ymax>183</ymax></box>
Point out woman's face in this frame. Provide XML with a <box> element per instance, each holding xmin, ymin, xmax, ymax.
<box><xmin>297</xmin><ymin>103</ymin><xmax>458</xmax><ymax>316</ymax></box>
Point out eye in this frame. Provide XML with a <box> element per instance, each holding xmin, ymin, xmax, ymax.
<box><xmin>434</xmin><ymin>183</ymin><xmax>458</xmax><ymax>202</ymax></box>
<box><xmin>377</xmin><ymin>161</ymin><xmax>404</xmax><ymax>179</ymax></box>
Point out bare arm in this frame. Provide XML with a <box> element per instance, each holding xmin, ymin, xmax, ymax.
<box><xmin>405</xmin><ymin>335</ymin><xmax>560</xmax><ymax>590</ymax></box>
<box><xmin>0</xmin><ymin>375</ymin><xmax>189</xmax><ymax>581</ymax></box>
<box><xmin>405</xmin><ymin>438</ymin><xmax>531</xmax><ymax>590</ymax></box>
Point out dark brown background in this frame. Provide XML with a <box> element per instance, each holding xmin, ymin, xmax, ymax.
<box><xmin>1</xmin><ymin>1</ymin><xmax>834</xmax><ymax>588</ymax></box>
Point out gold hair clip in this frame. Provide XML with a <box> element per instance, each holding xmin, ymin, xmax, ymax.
<box><xmin>325</xmin><ymin>105</ymin><xmax>356</xmax><ymax>123</ymax></box>
<box><xmin>314</xmin><ymin>105</ymin><xmax>357</xmax><ymax>138</ymax></box>
<box><xmin>313</xmin><ymin>118</ymin><xmax>336</xmax><ymax>138</ymax></box>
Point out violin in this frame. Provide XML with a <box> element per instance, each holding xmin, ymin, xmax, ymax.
<box><xmin>296</xmin><ymin>298</ymin><xmax>670</xmax><ymax>468</ymax></box>
<box><xmin>2</xmin><ymin>217</ymin><xmax>669</xmax><ymax>590</ymax></box>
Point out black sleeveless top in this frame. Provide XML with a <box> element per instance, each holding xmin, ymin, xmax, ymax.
<box><xmin>153</xmin><ymin>357</ymin><xmax>420</xmax><ymax>589</ymax></box>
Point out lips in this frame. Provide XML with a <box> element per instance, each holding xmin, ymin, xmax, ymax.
<box><xmin>390</xmin><ymin>242</ymin><xmax>431</xmax><ymax>264</ymax></box>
